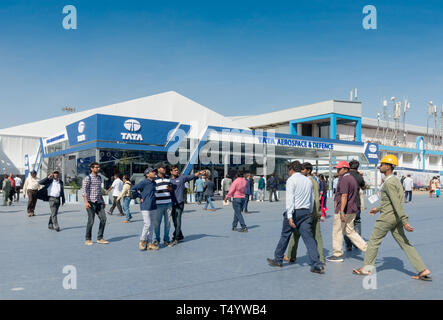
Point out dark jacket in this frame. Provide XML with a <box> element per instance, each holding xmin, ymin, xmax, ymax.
<box><xmin>131</xmin><ymin>178</ymin><xmax>157</xmax><ymax>211</ymax></box>
<box><xmin>203</xmin><ymin>180</ymin><xmax>215</xmax><ymax>197</ymax></box>
<box><xmin>170</xmin><ymin>174</ymin><xmax>197</xmax><ymax>205</ymax></box>
<box><xmin>267</xmin><ymin>176</ymin><xmax>277</xmax><ymax>189</ymax></box>
<box><xmin>37</xmin><ymin>177</ymin><xmax>65</xmax><ymax>204</ymax></box>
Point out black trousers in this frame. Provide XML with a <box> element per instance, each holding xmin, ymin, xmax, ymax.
<box><xmin>48</xmin><ymin>197</ymin><xmax>61</xmax><ymax>228</ymax></box>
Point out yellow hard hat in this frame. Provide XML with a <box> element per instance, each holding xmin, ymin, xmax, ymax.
<box><xmin>380</xmin><ymin>154</ymin><xmax>398</xmax><ymax>166</ymax></box>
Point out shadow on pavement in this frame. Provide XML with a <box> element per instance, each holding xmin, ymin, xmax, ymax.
<box><xmin>377</xmin><ymin>256</ymin><xmax>416</xmax><ymax>276</ymax></box>
<box><xmin>107</xmin><ymin>234</ymin><xmax>139</xmax><ymax>242</ymax></box>
<box><xmin>183</xmin><ymin>233</ymin><xmax>228</xmax><ymax>242</ymax></box>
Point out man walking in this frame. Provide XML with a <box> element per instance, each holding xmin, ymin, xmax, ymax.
<box><xmin>194</xmin><ymin>175</ymin><xmax>204</xmax><ymax>205</ymax></box>
<box><xmin>37</xmin><ymin>171</ymin><xmax>65</xmax><ymax>232</ymax></box>
<box><xmin>327</xmin><ymin>161</ymin><xmax>367</xmax><ymax>262</ymax></box>
<box><xmin>267</xmin><ymin>174</ymin><xmax>278</xmax><ymax>202</ymax></box>
<box><xmin>154</xmin><ymin>164</ymin><xmax>173</xmax><ymax>247</ymax></box>
<box><xmin>353</xmin><ymin>155</ymin><xmax>432</xmax><ymax>281</ymax></box>
<box><xmin>266</xmin><ymin>161</ymin><xmax>324</xmax><ymax>274</ymax></box>
<box><xmin>8</xmin><ymin>173</ymin><xmax>16</xmax><ymax>204</ymax></box>
<box><xmin>242</xmin><ymin>173</ymin><xmax>252</xmax><ymax>213</ymax></box>
<box><xmin>106</xmin><ymin>173</ymin><xmax>124</xmax><ymax>216</ymax></box>
<box><xmin>2</xmin><ymin>175</ymin><xmax>12</xmax><ymax>206</ymax></box>
<box><xmin>132</xmin><ymin>168</ymin><xmax>159</xmax><ymax>251</ymax></box>
<box><xmin>344</xmin><ymin>160</ymin><xmax>366</xmax><ymax>251</ymax></box>
<box><xmin>258</xmin><ymin>175</ymin><xmax>265</xmax><ymax>202</ymax></box>
<box><xmin>170</xmin><ymin>166</ymin><xmax>205</xmax><ymax>244</ymax></box>
<box><xmin>117</xmin><ymin>174</ymin><xmax>133</xmax><ymax>223</ymax></box>
<box><xmin>225</xmin><ymin>172</ymin><xmax>248</xmax><ymax>232</ymax></box>
<box><xmin>284</xmin><ymin>162</ymin><xmax>325</xmax><ymax>265</ymax></box>
<box><xmin>14</xmin><ymin>175</ymin><xmax>22</xmax><ymax>202</ymax></box>
<box><xmin>82</xmin><ymin>162</ymin><xmax>109</xmax><ymax>245</ymax></box>
<box><xmin>221</xmin><ymin>175</ymin><xmax>232</xmax><ymax>202</ymax></box>
<box><xmin>203</xmin><ymin>175</ymin><xmax>216</xmax><ymax>211</ymax></box>
<box><xmin>403</xmin><ymin>174</ymin><xmax>414</xmax><ymax>203</ymax></box>
<box><xmin>23</xmin><ymin>170</ymin><xmax>39</xmax><ymax>216</ymax></box>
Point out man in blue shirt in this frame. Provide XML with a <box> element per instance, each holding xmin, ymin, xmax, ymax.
<box><xmin>170</xmin><ymin>166</ymin><xmax>205</xmax><ymax>245</ymax></box>
<box><xmin>131</xmin><ymin>167</ymin><xmax>159</xmax><ymax>251</ymax></box>
<box><xmin>266</xmin><ymin>161</ymin><xmax>324</xmax><ymax>274</ymax></box>
<box><xmin>194</xmin><ymin>176</ymin><xmax>205</xmax><ymax>204</ymax></box>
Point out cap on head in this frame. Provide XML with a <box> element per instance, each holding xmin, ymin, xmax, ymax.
<box><xmin>144</xmin><ymin>167</ymin><xmax>155</xmax><ymax>175</ymax></box>
<box><xmin>380</xmin><ymin>154</ymin><xmax>398</xmax><ymax>167</ymax></box>
<box><xmin>53</xmin><ymin>170</ymin><xmax>59</xmax><ymax>174</ymax></box>
<box><xmin>334</xmin><ymin>161</ymin><xmax>350</xmax><ymax>169</ymax></box>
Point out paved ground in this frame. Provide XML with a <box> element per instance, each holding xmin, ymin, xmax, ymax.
<box><xmin>0</xmin><ymin>193</ymin><xmax>441</xmax><ymax>300</ymax></box>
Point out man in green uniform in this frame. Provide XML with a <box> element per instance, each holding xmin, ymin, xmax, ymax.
<box><xmin>2</xmin><ymin>175</ymin><xmax>12</xmax><ymax>206</ymax></box>
<box><xmin>284</xmin><ymin>162</ymin><xmax>325</xmax><ymax>264</ymax></box>
<box><xmin>353</xmin><ymin>154</ymin><xmax>432</xmax><ymax>281</ymax></box>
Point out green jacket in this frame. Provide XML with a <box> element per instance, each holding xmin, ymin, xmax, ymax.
<box><xmin>309</xmin><ymin>176</ymin><xmax>322</xmax><ymax>218</ymax></box>
<box><xmin>376</xmin><ymin>174</ymin><xmax>409</xmax><ymax>225</ymax></box>
<box><xmin>2</xmin><ymin>179</ymin><xmax>11</xmax><ymax>193</ymax></box>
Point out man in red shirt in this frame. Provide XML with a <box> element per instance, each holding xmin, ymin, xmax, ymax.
<box><xmin>326</xmin><ymin>161</ymin><xmax>367</xmax><ymax>263</ymax></box>
<box><xmin>8</xmin><ymin>173</ymin><xmax>16</xmax><ymax>204</ymax></box>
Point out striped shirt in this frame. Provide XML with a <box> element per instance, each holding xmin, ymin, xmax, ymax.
<box><xmin>82</xmin><ymin>174</ymin><xmax>103</xmax><ymax>203</ymax></box>
<box><xmin>155</xmin><ymin>176</ymin><xmax>172</xmax><ymax>205</ymax></box>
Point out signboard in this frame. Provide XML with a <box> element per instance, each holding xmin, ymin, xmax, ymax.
<box><xmin>66</xmin><ymin>114</ymin><xmax>181</xmax><ymax>147</ymax></box>
<box><xmin>364</xmin><ymin>143</ymin><xmax>379</xmax><ymax>165</ymax></box>
<box><xmin>257</xmin><ymin>136</ymin><xmax>334</xmax><ymax>150</ymax></box>
<box><xmin>24</xmin><ymin>154</ymin><xmax>30</xmax><ymax>178</ymax></box>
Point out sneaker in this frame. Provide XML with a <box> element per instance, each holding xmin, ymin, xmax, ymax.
<box><xmin>54</xmin><ymin>226</ymin><xmax>60</xmax><ymax>232</ymax></box>
<box><xmin>238</xmin><ymin>227</ymin><xmax>248</xmax><ymax>233</ymax></box>
<box><xmin>107</xmin><ymin>211</ymin><xmax>113</xmax><ymax>215</ymax></box>
<box><xmin>283</xmin><ymin>255</ymin><xmax>296</xmax><ymax>263</ymax></box>
<box><xmin>326</xmin><ymin>255</ymin><xmax>344</xmax><ymax>262</ymax></box>
<box><xmin>267</xmin><ymin>258</ymin><xmax>282</xmax><ymax>268</ymax></box>
<box><xmin>171</xmin><ymin>240</ymin><xmax>178</xmax><ymax>246</ymax></box>
<box><xmin>139</xmin><ymin>241</ymin><xmax>147</xmax><ymax>251</ymax></box>
<box><xmin>97</xmin><ymin>239</ymin><xmax>109</xmax><ymax>244</ymax></box>
<box><xmin>210</xmin><ymin>209</ymin><xmax>216</xmax><ymax>212</ymax></box>
<box><xmin>164</xmin><ymin>241</ymin><xmax>173</xmax><ymax>247</ymax></box>
<box><xmin>122</xmin><ymin>220</ymin><xmax>130</xmax><ymax>223</ymax></box>
<box><xmin>153</xmin><ymin>240</ymin><xmax>159</xmax><ymax>246</ymax></box>
<box><xmin>85</xmin><ymin>240</ymin><xmax>93</xmax><ymax>246</ymax></box>
<box><xmin>48</xmin><ymin>224</ymin><xmax>54</xmax><ymax>230</ymax></box>
<box><xmin>232</xmin><ymin>227</ymin><xmax>237</xmax><ymax>231</ymax></box>
<box><xmin>147</xmin><ymin>243</ymin><xmax>159</xmax><ymax>251</ymax></box>
<box><xmin>310</xmin><ymin>266</ymin><xmax>325</xmax><ymax>274</ymax></box>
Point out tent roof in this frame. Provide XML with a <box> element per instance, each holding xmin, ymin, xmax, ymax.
<box><xmin>0</xmin><ymin>91</ymin><xmax>247</xmax><ymax>138</ymax></box>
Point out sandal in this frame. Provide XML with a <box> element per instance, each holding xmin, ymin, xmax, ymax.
<box><xmin>412</xmin><ymin>271</ymin><xmax>432</xmax><ymax>281</ymax></box>
<box><xmin>352</xmin><ymin>268</ymin><xmax>371</xmax><ymax>276</ymax></box>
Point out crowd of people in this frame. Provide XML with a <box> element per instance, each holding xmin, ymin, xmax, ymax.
<box><xmin>0</xmin><ymin>154</ymin><xmax>433</xmax><ymax>281</ymax></box>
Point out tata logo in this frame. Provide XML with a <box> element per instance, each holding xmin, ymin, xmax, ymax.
<box><xmin>77</xmin><ymin>121</ymin><xmax>86</xmax><ymax>142</ymax></box>
<box><xmin>369</xmin><ymin>144</ymin><xmax>377</xmax><ymax>153</ymax></box>
<box><xmin>124</xmin><ymin>119</ymin><xmax>141</xmax><ymax>132</ymax></box>
<box><xmin>78</xmin><ymin>121</ymin><xmax>85</xmax><ymax>133</ymax></box>
<box><xmin>121</xmin><ymin>119</ymin><xmax>143</xmax><ymax>141</ymax></box>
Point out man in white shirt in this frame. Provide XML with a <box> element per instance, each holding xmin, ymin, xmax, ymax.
<box><xmin>403</xmin><ymin>174</ymin><xmax>414</xmax><ymax>203</ymax></box>
<box><xmin>266</xmin><ymin>161</ymin><xmax>324</xmax><ymax>274</ymax></box>
<box><xmin>37</xmin><ymin>170</ymin><xmax>65</xmax><ymax>231</ymax></box>
<box><xmin>23</xmin><ymin>170</ymin><xmax>40</xmax><ymax>217</ymax></box>
<box><xmin>106</xmin><ymin>174</ymin><xmax>124</xmax><ymax>215</ymax></box>
<box><xmin>14</xmin><ymin>175</ymin><xmax>22</xmax><ymax>202</ymax></box>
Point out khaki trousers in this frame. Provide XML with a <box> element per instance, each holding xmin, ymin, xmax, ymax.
<box><xmin>332</xmin><ymin>213</ymin><xmax>367</xmax><ymax>257</ymax></box>
<box><xmin>362</xmin><ymin>220</ymin><xmax>427</xmax><ymax>273</ymax></box>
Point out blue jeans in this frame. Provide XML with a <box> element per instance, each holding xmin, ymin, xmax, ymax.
<box><xmin>232</xmin><ymin>198</ymin><xmax>247</xmax><ymax>229</ymax></box>
<box><xmin>405</xmin><ymin>191</ymin><xmax>412</xmax><ymax>202</ymax></box>
<box><xmin>154</xmin><ymin>203</ymin><xmax>172</xmax><ymax>243</ymax></box>
<box><xmin>204</xmin><ymin>196</ymin><xmax>215</xmax><ymax>209</ymax></box>
<box><xmin>195</xmin><ymin>192</ymin><xmax>203</xmax><ymax>203</ymax></box>
<box><xmin>273</xmin><ymin>209</ymin><xmax>322</xmax><ymax>268</ymax></box>
<box><xmin>122</xmin><ymin>197</ymin><xmax>131</xmax><ymax>221</ymax></box>
<box><xmin>243</xmin><ymin>195</ymin><xmax>250</xmax><ymax>211</ymax></box>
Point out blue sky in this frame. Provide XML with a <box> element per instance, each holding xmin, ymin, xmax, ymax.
<box><xmin>1</xmin><ymin>0</ymin><xmax>443</xmax><ymax>129</ymax></box>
